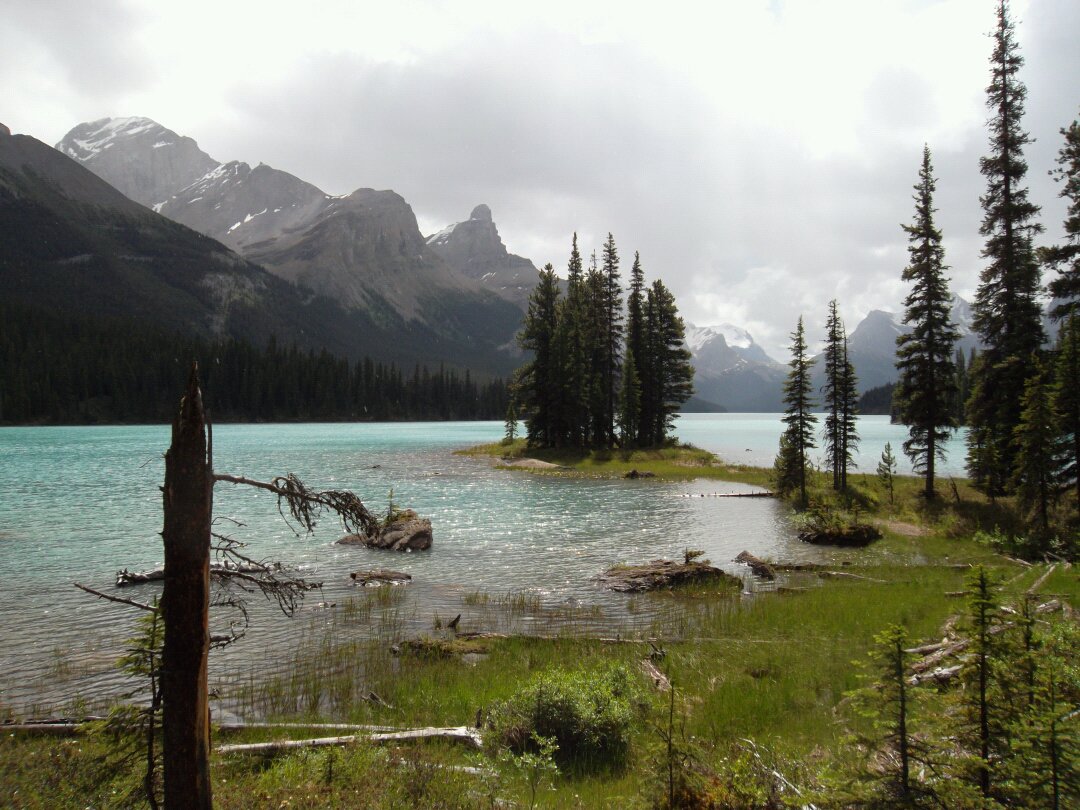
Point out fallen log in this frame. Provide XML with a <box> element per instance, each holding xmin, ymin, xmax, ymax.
<box><xmin>116</xmin><ymin>560</ymin><xmax>278</xmax><ymax>587</ymax></box>
<box><xmin>735</xmin><ymin>551</ymin><xmax>776</xmax><ymax>580</ymax></box>
<box><xmin>3</xmin><ymin>723</ymin><xmax>84</xmax><ymax>735</ymax></box>
<box><xmin>910</xmin><ymin>640</ymin><xmax>969</xmax><ymax>674</ymax></box>
<box><xmin>596</xmin><ymin>559</ymin><xmax>742</xmax><ymax>593</ymax></box>
<box><xmin>350</xmin><ymin>569</ymin><xmax>412</xmax><ymax>586</ymax></box>
<box><xmin>799</xmin><ymin>524</ymin><xmax>882</xmax><ymax>547</ymax></box>
<box><xmin>640</xmin><ymin>658</ymin><xmax>671</xmax><ymax>691</ymax></box>
<box><xmin>1026</xmin><ymin>564</ymin><xmax>1057</xmax><ymax>594</ymax></box>
<box><xmin>908</xmin><ymin>665</ymin><xmax>962</xmax><ymax>687</ymax></box>
<box><xmin>816</xmin><ymin>571</ymin><xmax>886</xmax><ymax>583</ymax></box>
<box><xmin>216</xmin><ymin>722</ymin><xmax>401</xmax><ymax>734</ymax></box>
<box><xmin>216</xmin><ymin>725</ymin><xmax>483</xmax><ymax>755</ymax></box>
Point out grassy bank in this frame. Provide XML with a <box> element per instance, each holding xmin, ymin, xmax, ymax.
<box><xmin>4</xmin><ymin>449</ymin><xmax>1075</xmax><ymax>807</ymax></box>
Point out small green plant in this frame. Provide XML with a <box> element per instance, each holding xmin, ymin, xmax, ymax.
<box><xmin>500</xmin><ymin>732</ymin><xmax>559</xmax><ymax>810</ymax></box>
<box><xmin>877</xmin><ymin>442</ymin><xmax>897</xmax><ymax>507</ymax></box>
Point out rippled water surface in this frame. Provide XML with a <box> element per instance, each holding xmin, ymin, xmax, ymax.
<box><xmin>0</xmin><ymin>415</ymin><xmax>964</xmax><ymax>714</ymax></box>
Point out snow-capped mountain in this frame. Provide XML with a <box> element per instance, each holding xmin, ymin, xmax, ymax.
<box><xmin>55</xmin><ymin>117</ymin><xmax>523</xmax><ymax>362</ymax></box>
<box><xmin>425</xmin><ymin>204</ymin><xmax>537</xmax><ymax>308</ymax></box>
<box><xmin>836</xmin><ymin>295</ymin><xmax>982</xmax><ymax>393</ymax></box>
<box><xmin>683</xmin><ymin>323</ymin><xmax>787</xmax><ymax>412</ymax></box>
<box><xmin>56</xmin><ymin>117</ymin><xmax>218</xmax><ymax>209</ymax></box>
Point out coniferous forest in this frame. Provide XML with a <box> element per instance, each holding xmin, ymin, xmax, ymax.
<box><xmin>514</xmin><ymin>234</ymin><xmax>694</xmax><ymax>449</ymax></box>
<box><xmin>0</xmin><ymin>301</ymin><xmax>509</xmax><ymax>424</ymax></box>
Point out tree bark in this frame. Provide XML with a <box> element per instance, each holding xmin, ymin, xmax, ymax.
<box><xmin>161</xmin><ymin>365</ymin><xmax>213</xmax><ymax>809</ymax></box>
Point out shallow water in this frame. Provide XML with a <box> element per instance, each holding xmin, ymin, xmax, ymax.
<box><xmin>0</xmin><ymin>415</ymin><xmax>965</xmax><ymax>714</ymax></box>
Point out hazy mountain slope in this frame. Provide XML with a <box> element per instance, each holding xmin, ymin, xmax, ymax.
<box><xmin>426</xmin><ymin>204</ymin><xmax>538</xmax><ymax>308</ymax></box>
<box><xmin>56</xmin><ymin>117</ymin><xmax>219</xmax><ymax>208</ymax></box>
<box><xmin>1</xmin><ymin>124</ymin><xmax>517</xmax><ymax>373</ymax></box>
<box><xmin>56</xmin><ymin>116</ymin><xmax>524</xmax><ymax>356</ymax></box>
<box><xmin>684</xmin><ymin>323</ymin><xmax>787</xmax><ymax>412</ymax></box>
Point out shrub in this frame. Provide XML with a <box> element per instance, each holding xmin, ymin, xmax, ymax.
<box><xmin>487</xmin><ymin>664</ymin><xmax>645</xmax><ymax>772</ymax></box>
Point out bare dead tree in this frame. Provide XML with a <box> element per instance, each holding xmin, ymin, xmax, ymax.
<box><xmin>76</xmin><ymin>364</ymin><xmax>380</xmax><ymax>810</ymax></box>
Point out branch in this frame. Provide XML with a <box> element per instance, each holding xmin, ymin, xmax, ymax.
<box><xmin>74</xmin><ymin>582</ymin><xmax>157</xmax><ymax>612</ymax></box>
<box><xmin>213</xmin><ymin>472</ymin><xmax>378</xmax><ymax>537</ymax></box>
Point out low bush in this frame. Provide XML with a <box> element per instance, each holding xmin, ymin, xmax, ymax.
<box><xmin>486</xmin><ymin>663</ymin><xmax>646</xmax><ymax>772</ymax></box>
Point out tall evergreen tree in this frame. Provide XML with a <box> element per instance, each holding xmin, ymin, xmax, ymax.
<box><xmin>1045</xmin><ymin>111</ymin><xmax>1080</xmax><ymax>320</ymax></box>
<box><xmin>1053</xmin><ymin>315</ymin><xmax>1080</xmax><ymax>511</ymax></box>
<box><xmin>626</xmin><ymin>252</ymin><xmax>648</xmax><ymax>446</ymax></box>
<box><xmin>1011</xmin><ymin>357</ymin><xmax>1063</xmax><ymax>538</ymax></box>
<box><xmin>641</xmin><ymin>280</ymin><xmax>694</xmax><ymax>446</ymax></box>
<box><xmin>600</xmin><ymin>233</ymin><xmax>624</xmax><ymax>447</ymax></box>
<box><xmin>967</xmin><ymin>0</ymin><xmax>1045</xmax><ymax>494</ymax></box>
<box><xmin>776</xmin><ymin>317</ymin><xmax>817</xmax><ymax>505</ymax></box>
<box><xmin>517</xmin><ymin>264</ymin><xmax>561</xmax><ymax>447</ymax></box>
<box><xmin>556</xmin><ymin>234</ymin><xmax>590</xmax><ymax>447</ymax></box>
<box><xmin>895</xmin><ymin>146</ymin><xmax>960</xmax><ymax>499</ymax></box>
<box><xmin>822</xmin><ymin>301</ymin><xmax>859</xmax><ymax>491</ymax></box>
<box><xmin>617</xmin><ymin>347</ymin><xmax>642</xmax><ymax>447</ymax></box>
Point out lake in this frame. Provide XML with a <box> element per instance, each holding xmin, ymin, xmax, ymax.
<box><xmin>0</xmin><ymin>414</ymin><xmax>967</xmax><ymax>715</ymax></box>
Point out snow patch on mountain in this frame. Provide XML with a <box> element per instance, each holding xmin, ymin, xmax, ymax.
<box><xmin>684</xmin><ymin>323</ymin><xmax>755</xmax><ymax>353</ymax></box>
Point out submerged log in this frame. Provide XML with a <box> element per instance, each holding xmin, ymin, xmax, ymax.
<box><xmin>734</xmin><ymin>550</ymin><xmax>776</xmax><ymax>580</ymax></box>
<box><xmin>596</xmin><ymin>559</ymin><xmax>742</xmax><ymax>593</ymax></box>
<box><xmin>216</xmin><ymin>725</ymin><xmax>483</xmax><ymax>755</ymax></box>
<box><xmin>116</xmin><ymin>560</ymin><xmax>278</xmax><ymax>587</ymax></box>
<box><xmin>350</xmin><ymin>569</ymin><xmax>412</xmax><ymax>586</ymax></box>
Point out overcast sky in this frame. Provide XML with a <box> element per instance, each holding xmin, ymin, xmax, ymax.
<box><xmin>3</xmin><ymin>0</ymin><xmax>1078</xmax><ymax>357</ymax></box>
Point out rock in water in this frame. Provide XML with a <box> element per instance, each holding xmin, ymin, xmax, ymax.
<box><xmin>596</xmin><ymin>559</ymin><xmax>741</xmax><ymax>593</ymax></box>
<box><xmin>338</xmin><ymin>509</ymin><xmax>433</xmax><ymax>551</ymax></box>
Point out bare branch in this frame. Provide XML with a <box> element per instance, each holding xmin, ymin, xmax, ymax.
<box><xmin>75</xmin><ymin>582</ymin><xmax>157</xmax><ymax>612</ymax></box>
<box><xmin>213</xmin><ymin>472</ymin><xmax>378</xmax><ymax>537</ymax></box>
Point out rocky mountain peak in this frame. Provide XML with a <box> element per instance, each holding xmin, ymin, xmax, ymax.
<box><xmin>470</xmin><ymin>203</ymin><xmax>492</xmax><ymax>222</ymax></box>
<box><xmin>56</xmin><ymin>116</ymin><xmax>219</xmax><ymax>209</ymax></box>
<box><xmin>0</xmin><ymin>123</ymin><xmax>11</xmax><ymax>137</ymax></box>
<box><xmin>426</xmin><ymin>205</ymin><xmax>537</xmax><ymax>309</ymax></box>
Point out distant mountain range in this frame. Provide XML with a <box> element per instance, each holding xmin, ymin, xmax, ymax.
<box><xmin>685</xmin><ymin>296</ymin><xmax>984</xmax><ymax>412</ymax></box>
<box><xmin>54</xmin><ymin>116</ymin><xmax>526</xmax><ymax>370</ymax></box>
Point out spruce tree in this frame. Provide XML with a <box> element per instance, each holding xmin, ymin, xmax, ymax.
<box><xmin>557</xmin><ymin>234</ymin><xmax>590</xmax><ymax>448</ymax></box>
<box><xmin>642</xmin><ymin>280</ymin><xmax>693</xmax><ymax>445</ymax></box>
<box><xmin>895</xmin><ymin>146</ymin><xmax>960</xmax><ymax>499</ymax></box>
<box><xmin>822</xmin><ymin>301</ymin><xmax>860</xmax><ymax>491</ymax></box>
<box><xmin>967</xmin><ymin>0</ymin><xmax>1045</xmax><ymax>494</ymax></box>
<box><xmin>1011</xmin><ymin>357</ymin><xmax>1063</xmax><ymax>539</ymax></box>
<box><xmin>600</xmin><ymin>233</ymin><xmax>624</xmax><ymax>447</ymax></box>
<box><xmin>777</xmin><ymin>317</ymin><xmax>817</xmax><ymax>505</ymax></box>
<box><xmin>1053</xmin><ymin>315</ymin><xmax>1080</xmax><ymax>511</ymax></box>
<box><xmin>626</xmin><ymin>252</ymin><xmax>649</xmax><ymax>446</ymax></box>
<box><xmin>877</xmin><ymin>442</ymin><xmax>897</xmax><ymax>508</ymax></box>
<box><xmin>1045</xmin><ymin>111</ymin><xmax>1080</xmax><ymax>320</ymax></box>
<box><xmin>617</xmin><ymin>348</ymin><xmax>642</xmax><ymax>447</ymax></box>
<box><xmin>517</xmin><ymin>264</ymin><xmax>561</xmax><ymax>447</ymax></box>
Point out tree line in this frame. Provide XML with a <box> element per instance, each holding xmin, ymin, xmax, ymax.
<box><xmin>0</xmin><ymin>302</ymin><xmax>510</xmax><ymax>424</ymax></box>
<box><xmin>514</xmin><ymin>234</ymin><xmax>694</xmax><ymax>449</ymax></box>
<box><xmin>775</xmin><ymin>1</ymin><xmax>1079</xmax><ymax>548</ymax></box>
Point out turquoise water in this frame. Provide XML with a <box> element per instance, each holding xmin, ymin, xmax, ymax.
<box><xmin>0</xmin><ymin>415</ymin><xmax>965</xmax><ymax>714</ymax></box>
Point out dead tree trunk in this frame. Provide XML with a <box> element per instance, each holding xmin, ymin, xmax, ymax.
<box><xmin>161</xmin><ymin>365</ymin><xmax>213</xmax><ymax>809</ymax></box>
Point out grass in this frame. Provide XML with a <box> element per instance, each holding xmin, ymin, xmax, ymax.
<box><xmin>4</xmin><ymin>452</ymin><xmax>1075</xmax><ymax>807</ymax></box>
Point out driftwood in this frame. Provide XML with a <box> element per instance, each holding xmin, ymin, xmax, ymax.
<box><xmin>217</xmin><ymin>722</ymin><xmax>402</xmax><ymax>734</ymax></box>
<box><xmin>596</xmin><ymin>559</ymin><xmax>742</xmax><ymax>593</ymax></box>
<box><xmin>4</xmin><ymin>723</ymin><xmax>85</xmax><ymax>735</ymax></box>
<box><xmin>639</xmin><ymin>658</ymin><xmax>671</xmax><ymax>691</ymax></box>
<box><xmin>351</xmin><ymin>569</ymin><xmax>412</xmax><ymax>586</ymax></box>
<box><xmin>908</xmin><ymin>665</ymin><xmax>962</xmax><ymax>687</ymax></box>
<box><xmin>816</xmin><ymin>570</ymin><xmax>886</xmax><ymax>583</ymax></box>
<box><xmin>1026</xmin><ymin>564</ymin><xmax>1057</xmax><ymax>594</ymax></box>
<box><xmin>116</xmin><ymin>560</ymin><xmax>279</xmax><ymax>587</ymax></box>
<box><xmin>734</xmin><ymin>551</ymin><xmax>776</xmax><ymax>580</ymax></box>
<box><xmin>216</xmin><ymin>725</ymin><xmax>483</xmax><ymax>755</ymax></box>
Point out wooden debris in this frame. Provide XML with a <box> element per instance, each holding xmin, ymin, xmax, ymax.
<box><xmin>735</xmin><ymin>550</ymin><xmax>776</xmax><ymax>580</ymax></box>
<box><xmin>1026</xmin><ymin>564</ymin><xmax>1057</xmax><ymax>594</ymax></box>
<box><xmin>350</xmin><ymin>569</ymin><xmax>412</xmax><ymax>586</ymax></box>
<box><xmin>816</xmin><ymin>571</ymin><xmax>886</xmax><ymax>583</ymax></box>
<box><xmin>799</xmin><ymin>524</ymin><xmax>882</xmax><ymax>547</ymax></box>
<box><xmin>116</xmin><ymin>560</ymin><xmax>277</xmax><ymax>587</ymax></box>
<box><xmin>596</xmin><ymin>559</ymin><xmax>742</xmax><ymax>593</ymax></box>
<box><xmin>640</xmin><ymin>658</ymin><xmax>671</xmax><ymax>691</ymax></box>
<box><xmin>216</xmin><ymin>726</ymin><xmax>483</xmax><ymax>756</ymax></box>
<box><xmin>908</xmin><ymin>665</ymin><xmax>962</xmax><ymax>686</ymax></box>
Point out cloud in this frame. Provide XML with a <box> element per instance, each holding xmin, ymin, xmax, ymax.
<box><xmin>4</xmin><ymin>0</ymin><xmax>1078</xmax><ymax>359</ymax></box>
